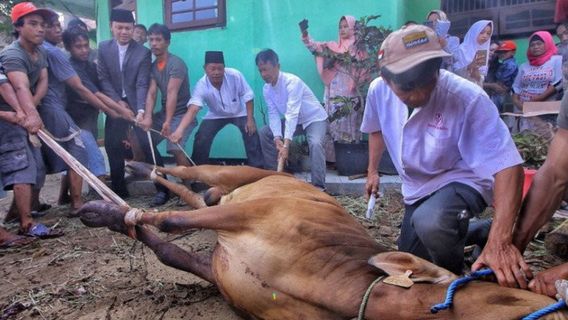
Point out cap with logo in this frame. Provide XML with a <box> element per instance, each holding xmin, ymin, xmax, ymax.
<box><xmin>378</xmin><ymin>24</ymin><xmax>451</xmax><ymax>74</ymax></box>
<box><xmin>496</xmin><ymin>40</ymin><xmax>517</xmax><ymax>52</ymax></box>
<box><xmin>11</xmin><ymin>2</ymin><xmax>56</xmax><ymax>24</ymax></box>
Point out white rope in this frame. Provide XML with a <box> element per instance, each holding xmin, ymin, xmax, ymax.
<box><xmin>37</xmin><ymin>129</ymin><xmax>128</xmax><ymax>206</ymax></box>
<box><xmin>147</xmin><ymin>130</ymin><xmax>157</xmax><ymax>167</ymax></box>
<box><xmin>147</xmin><ymin>127</ymin><xmax>196</xmax><ymax>166</ymax></box>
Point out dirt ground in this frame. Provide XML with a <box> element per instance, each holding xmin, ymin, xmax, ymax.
<box><xmin>0</xmin><ymin>174</ymin><xmax>565</xmax><ymax>320</ymax></box>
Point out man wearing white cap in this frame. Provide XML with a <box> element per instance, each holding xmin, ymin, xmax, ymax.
<box><xmin>362</xmin><ymin>24</ymin><xmax>528</xmax><ymax>286</ymax></box>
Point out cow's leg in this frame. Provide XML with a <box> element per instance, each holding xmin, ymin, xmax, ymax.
<box><xmin>156</xmin><ymin>164</ymin><xmax>289</xmax><ymax>193</ymax></box>
<box><xmin>78</xmin><ymin>201</ymin><xmax>214</xmax><ymax>283</ymax></box>
<box><xmin>137</xmin><ymin>201</ymin><xmax>257</xmax><ymax>234</ymax></box>
<box><xmin>135</xmin><ymin>226</ymin><xmax>214</xmax><ymax>283</ymax></box>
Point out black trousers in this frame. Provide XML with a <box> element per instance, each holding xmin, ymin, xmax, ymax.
<box><xmin>104</xmin><ymin>116</ymin><xmax>168</xmax><ymax>195</ymax></box>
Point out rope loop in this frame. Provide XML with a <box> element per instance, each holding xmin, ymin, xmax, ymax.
<box><xmin>430</xmin><ymin>269</ymin><xmax>494</xmax><ymax>314</ymax></box>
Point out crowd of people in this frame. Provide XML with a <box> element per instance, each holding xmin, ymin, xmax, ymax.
<box><xmin>2</xmin><ymin>2</ymin><xmax>568</xmax><ymax>300</ymax></box>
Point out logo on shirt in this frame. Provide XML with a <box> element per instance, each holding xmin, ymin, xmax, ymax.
<box><xmin>427</xmin><ymin>112</ymin><xmax>448</xmax><ymax>130</ymax></box>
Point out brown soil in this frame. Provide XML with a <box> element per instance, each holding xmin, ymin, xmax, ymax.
<box><xmin>0</xmin><ymin>176</ymin><xmax>565</xmax><ymax>319</ymax></box>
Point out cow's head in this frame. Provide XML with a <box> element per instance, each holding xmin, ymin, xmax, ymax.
<box><xmin>364</xmin><ymin>252</ymin><xmax>568</xmax><ymax>319</ymax></box>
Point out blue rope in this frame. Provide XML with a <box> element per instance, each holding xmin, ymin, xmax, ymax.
<box><xmin>522</xmin><ymin>300</ymin><xmax>567</xmax><ymax>320</ymax></box>
<box><xmin>430</xmin><ymin>269</ymin><xmax>494</xmax><ymax>314</ymax></box>
<box><xmin>431</xmin><ymin>269</ymin><xmax>568</xmax><ymax>319</ymax></box>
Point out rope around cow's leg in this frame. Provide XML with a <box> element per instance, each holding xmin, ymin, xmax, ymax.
<box><xmin>430</xmin><ymin>269</ymin><xmax>494</xmax><ymax>313</ymax></box>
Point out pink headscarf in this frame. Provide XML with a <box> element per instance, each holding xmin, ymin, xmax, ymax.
<box><xmin>527</xmin><ymin>31</ymin><xmax>557</xmax><ymax>66</ymax></box>
<box><xmin>315</xmin><ymin>16</ymin><xmax>358</xmax><ymax>86</ymax></box>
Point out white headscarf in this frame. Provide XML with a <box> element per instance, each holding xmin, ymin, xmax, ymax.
<box><xmin>454</xmin><ymin>20</ymin><xmax>493</xmax><ymax>75</ymax></box>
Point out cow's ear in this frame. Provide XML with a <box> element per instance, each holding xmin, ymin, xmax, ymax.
<box><xmin>368</xmin><ymin>252</ymin><xmax>457</xmax><ymax>284</ymax></box>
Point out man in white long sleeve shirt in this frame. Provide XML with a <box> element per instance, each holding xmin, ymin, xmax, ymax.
<box><xmin>173</xmin><ymin>51</ymin><xmax>263</xmax><ymax>168</ymax></box>
<box><xmin>256</xmin><ymin>49</ymin><xmax>328</xmax><ymax>189</ymax></box>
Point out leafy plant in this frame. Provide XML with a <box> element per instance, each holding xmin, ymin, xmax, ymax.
<box><xmin>512</xmin><ymin>132</ymin><xmax>550</xmax><ymax>169</ymax></box>
<box><xmin>315</xmin><ymin>15</ymin><xmax>391</xmax><ymax>133</ymax></box>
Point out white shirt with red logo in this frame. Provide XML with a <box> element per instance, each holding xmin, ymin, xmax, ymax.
<box><xmin>361</xmin><ymin>69</ymin><xmax>523</xmax><ymax>205</ymax></box>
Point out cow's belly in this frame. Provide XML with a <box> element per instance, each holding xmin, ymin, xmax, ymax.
<box><xmin>211</xmin><ymin>244</ymin><xmax>344</xmax><ymax>320</ymax></box>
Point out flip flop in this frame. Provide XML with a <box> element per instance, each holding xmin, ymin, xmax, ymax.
<box><xmin>0</xmin><ymin>235</ymin><xmax>36</xmax><ymax>249</ymax></box>
<box><xmin>20</xmin><ymin>223</ymin><xmax>64</xmax><ymax>239</ymax></box>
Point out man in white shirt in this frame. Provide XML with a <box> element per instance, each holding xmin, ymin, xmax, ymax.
<box><xmin>173</xmin><ymin>51</ymin><xmax>263</xmax><ymax>168</ymax></box>
<box><xmin>362</xmin><ymin>24</ymin><xmax>528</xmax><ymax>284</ymax></box>
<box><xmin>256</xmin><ymin>49</ymin><xmax>328</xmax><ymax>189</ymax></box>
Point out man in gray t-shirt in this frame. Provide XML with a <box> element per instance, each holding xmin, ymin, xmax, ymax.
<box><xmin>138</xmin><ymin>24</ymin><xmax>195</xmax><ymax>169</ymax></box>
<box><xmin>0</xmin><ymin>3</ymin><xmax>63</xmax><ymax>238</ymax></box>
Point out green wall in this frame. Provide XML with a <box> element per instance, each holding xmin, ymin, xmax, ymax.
<box><xmin>97</xmin><ymin>0</ymin><xmax>402</xmax><ymax>159</ymax></box>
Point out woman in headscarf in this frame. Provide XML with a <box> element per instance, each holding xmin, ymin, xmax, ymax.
<box><xmin>453</xmin><ymin>20</ymin><xmax>493</xmax><ymax>86</ymax></box>
<box><xmin>426</xmin><ymin>10</ymin><xmax>460</xmax><ymax>70</ymax></box>
<box><xmin>301</xmin><ymin>15</ymin><xmax>367</xmax><ymax>163</ymax></box>
<box><xmin>512</xmin><ymin>31</ymin><xmax>562</xmax><ymax>133</ymax></box>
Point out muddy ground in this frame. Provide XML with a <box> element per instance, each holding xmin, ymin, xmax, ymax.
<box><xmin>0</xmin><ymin>174</ymin><xmax>565</xmax><ymax>320</ymax></box>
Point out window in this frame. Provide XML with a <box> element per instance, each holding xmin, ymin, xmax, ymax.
<box><xmin>442</xmin><ymin>0</ymin><xmax>556</xmax><ymax>38</ymax></box>
<box><xmin>165</xmin><ymin>0</ymin><xmax>226</xmax><ymax>31</ymax></box>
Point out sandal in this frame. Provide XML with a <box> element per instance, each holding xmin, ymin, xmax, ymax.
<box><xmin>0</xmin><ymin>235</ymin><xmax>36</xmax><ymax>249</ymax></box>
<box><xmin>20</xmin><ymin>223</ymin><xmax>64</xmax><ymax>239</ymax></box>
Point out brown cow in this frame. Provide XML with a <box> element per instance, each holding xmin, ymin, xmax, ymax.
<box><xmin>78</xmin><ymin>164</ymin><xmax>568</xmax><ymax>320</ymax></box>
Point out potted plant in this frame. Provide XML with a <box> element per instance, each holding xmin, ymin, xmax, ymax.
<box><xmin>314</xmin><ymin>15</ymin><xmax>394</xmax><ymax>176</ymax></box>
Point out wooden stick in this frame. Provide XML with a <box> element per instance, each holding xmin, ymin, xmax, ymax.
<box><xmin>37</xmin><ymin>129</ymin><xmax>128</xmax><ymax>207</ymax></box>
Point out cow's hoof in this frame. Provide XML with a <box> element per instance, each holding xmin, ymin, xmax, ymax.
<box><xmin>204</xmin><ymin>187</ymin><xmax>223</xmax><ymax>206</ymax></box>
<box><xmin>78</xmin><ymin>200</ymin><xmax>130</xmax><ymax>234</ymax></box>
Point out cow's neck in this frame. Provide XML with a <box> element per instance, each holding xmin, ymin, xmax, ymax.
<box><xmin>363</xmin><ymin>281</ymin><xmax>561</xmax><ymax>320</ymax></box>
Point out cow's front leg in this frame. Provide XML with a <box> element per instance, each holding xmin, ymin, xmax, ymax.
<box><xmin>156</xmin><ymin>165</ymin><xmax>290</xmax><ymax>194</ymax></box>
<box><xmin>78</xmin><ymin>201</ymin><xmax>214</xmax><ymax>283</ymax></box>
<box><xmin>135</xmin><ymin>201</ymin><xmax>258</xmax><ymax>234</ymax></box>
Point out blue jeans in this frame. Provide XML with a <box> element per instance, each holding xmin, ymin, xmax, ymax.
<box><xmin>398</xmin><ymin>182</ymin><xmax>487</xmax><ymax>274</ymax></box>
<box><xmin>80</xmin><ymin>130</ymin><xmax>106</xmax><ymax>177</ymax></box>
<box><xmin>259</xmin><ymin>120</ymin><xmax>328</xmax><ymax>188</ymax></box>
<box><xmin>192</xmin><ymin>116</ymin><xmax>264</xmax><ymax>168</ymax></box>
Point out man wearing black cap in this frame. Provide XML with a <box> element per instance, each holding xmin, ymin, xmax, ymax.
<box><xmin>97</xmin><ymin>9</ymin><xmax>170</xmax><ymax>206</ymax></box>
<box><xmin>173</xmin><ymin>51</ymin><xmax>263</xmax><ymax>168</ymax></box>
<box><xmin>42</xmin><ymin>13</ymin><xmax>135</xmax><ymax>210</ymax></box>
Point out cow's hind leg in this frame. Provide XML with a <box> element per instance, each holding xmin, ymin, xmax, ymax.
<box><xmin>78</xmin><ymin>201</ymin><xmax>214</xmax><ymax>283</ymax></box>
<box><xmin>156</xmin><ymin>165</ymin><xmax>290</xmax><ymax>194</ymax></box>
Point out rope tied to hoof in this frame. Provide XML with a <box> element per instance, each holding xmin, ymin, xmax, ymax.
<box><xmin>357</xmin><ymin>276</ymin><xmax>385</xmax><ymax>320</ymax></box>
<box><xmin>430</xmin><ymin>269</ymin><xmax>494</xmax><ymax>313</ymax></box>
<box><xmin>124</xmin><ymin>208</ymin><xmax>145</xmax><ymax>239</ymax></box>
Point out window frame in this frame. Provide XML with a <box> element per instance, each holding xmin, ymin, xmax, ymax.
<box><xmin>441</xmin><ymin>0</ymin><xmax>556</xmax><ymax>38</ymax></box>
<box><xmin>164</xmin><ymin>0</ymin><xmax>226</xmax><ymax>32</ymax></box>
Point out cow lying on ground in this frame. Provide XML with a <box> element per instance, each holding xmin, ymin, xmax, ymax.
<box><xmin>78</xmin><ymin>164</ymin><xmax>568</xmax><ymax>320</ymax></box>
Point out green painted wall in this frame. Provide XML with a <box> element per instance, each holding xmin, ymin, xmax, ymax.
<box><xmin>403</xmin><ymin>0</ymin><xmax>440</xmax><ymax>25</ymax></box>
<box><xmin>97</xmin><ymin>0</ymin><xmax>402</xmax><ymax>159</ymax></box>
